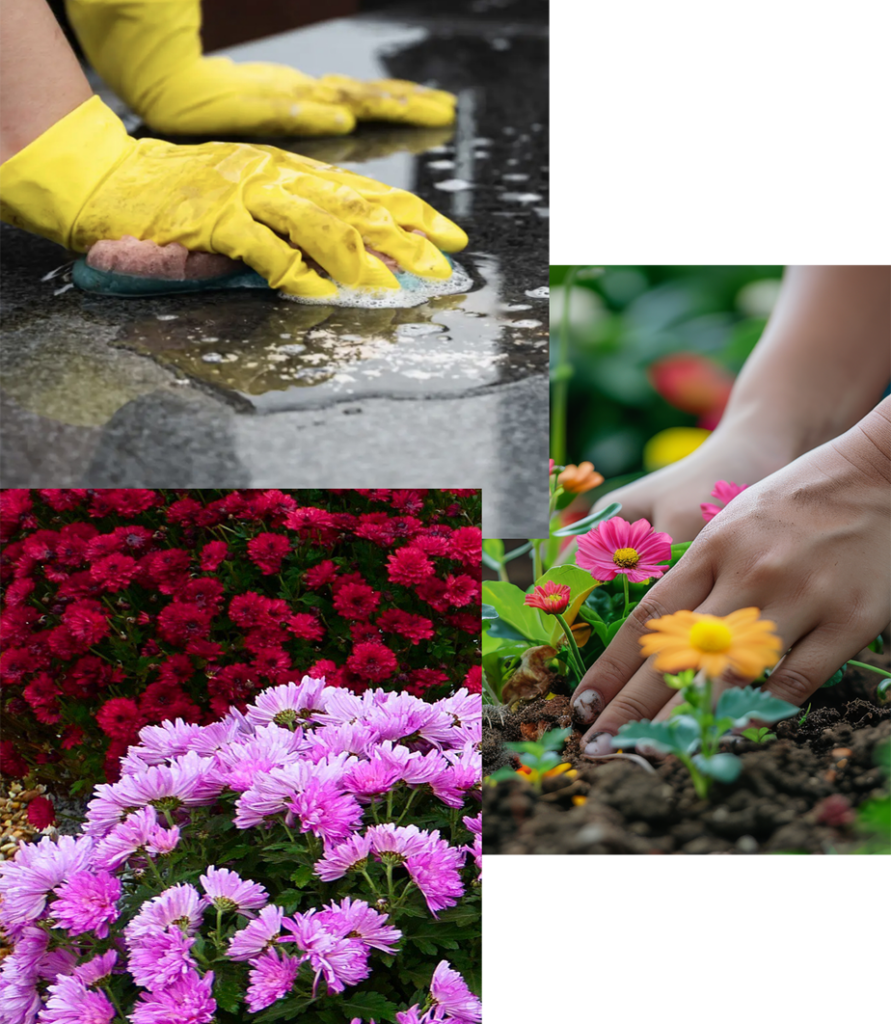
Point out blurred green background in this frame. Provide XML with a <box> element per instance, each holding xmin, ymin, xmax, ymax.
<box><xmin>549</xmin><ymin>265</ymin><xmax>785</xmax><ymax>493</ymax></box>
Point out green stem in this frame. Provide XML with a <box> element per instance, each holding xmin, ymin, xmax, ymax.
<box><xmin>497</xmin><ymin>562</ymin><xmax>510</xmax><ymax>583</ymax></box>
<box><xmin>553</xmin><ymin>612</ymin><xmax>585</xmax><ymax>681</ymax></box>
<box><xmin>280</xmin><ymin>819</ymin><xmax>295</xmax><ymax>843</ymax></box>
<box><xmin>551</xmin><ymin>266</ymin><xmax>579</xmax><ymax>465</ymax></box>
<box><xmin>386</xmin><ymin>789</ymin><xmax>394</xmax><ymax>822</ymax></box>
<box><xmin>532</xmin><ymin>538</ymin><xmax>543</xmax><ymax>582</ymax></box>
<box><xmin>101</xmin><ymin>983</ymin><xmax>126</xmax><ymax>1021</ymax></box>
<box><xmin>215</xmin><ymin>906</ymin><xmax>224</xmax><ymax>947</ymax></box>
<box><xmin>622</xmin><ymin>574</ymin><xmax>630</xmax><ymax>618</ymax></box>
<box><xmin>360</xmin><ymin>868</ymin><xmax>381</xmax><ymax>898</ymax></box>
<box><xmin>395</xmin><ymin>789</ymin><xmax>419</xmax><ymax>826</ymax></box>
<box><xmin>145</xmin><ymin>854</ymin><xmax>165</xmax><ymax>888</ymax></box>
<box><xmin>847</xmin><ymin>663</ymin><xmax>891</xmax><ymax>704</ymax></box>
<box><xmin>678</xmin><ymin>752</ymin><xmax>710</xmax><ymax>800</ymax></box>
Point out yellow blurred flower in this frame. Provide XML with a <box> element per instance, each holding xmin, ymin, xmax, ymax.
<box><xmin>558</xmin><ymin>462</ymin><xmax>604</xmax><ymax>494</ymax></box>
<box><xmin>643</xmin><ymin>427</ymin><xmax>710</xmax><ymax>471</ymax></box>
<box><xmin>639</xmin><ymin>608</ymin><xmax>784</xmax><ymax>679</ymax></box>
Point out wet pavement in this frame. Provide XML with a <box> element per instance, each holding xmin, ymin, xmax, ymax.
<box><xmin>0</xmin><ymin>0</ymin><xmax>548</xmax><ymax>536</ymax></box>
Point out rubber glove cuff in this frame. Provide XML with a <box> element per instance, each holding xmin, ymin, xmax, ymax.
<box><xmin>0</xmin><ymin>97</ymin><xmax>133</xmax><ymax>250</ymax></box>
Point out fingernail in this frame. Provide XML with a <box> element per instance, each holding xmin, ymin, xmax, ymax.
<box><xmin>582</xmin><ymin>731</ymin><xmax>615</xmax><ymax>757</ymax></box>
<box><xmin>571</xmin><ymin>688</ymin><xmax>602</xmax><ymax>725</ymax></box>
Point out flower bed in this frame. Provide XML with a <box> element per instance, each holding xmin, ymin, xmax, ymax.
<box><xmin>0</xmin><ymin>678</ymin><xmax>482</xmax><ymax>1023</ymax></box>
<box><xmin>0</xmin><ymin>489</ymin><xmax>481</xmax><ymax>789</ymax></box>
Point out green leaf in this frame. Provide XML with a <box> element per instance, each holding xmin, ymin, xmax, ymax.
<box><xmin>692</xmin><ymin>752</ymin><xmax>742</xmax><ymax>783</ymax></box>
<box><xmin>714</xmin><ymin>686</ymin><xmax>798</xmax><ymax>726</ymax></box>
<box><xmin>821</xmin><ymin>664</ymin><xmax>846</xmax><ymax>688</ymax></box>
<box><xmin>481</xmin><ymin>581</ymin><xmax>551</xmax><ymax>643</ymax></box>
<box><xmin>534</xmin><ymin>565</ymin><xmax>601</xmax><ymax>602</ymax></box>
<box><xmin>212</xmin><ymin>969</ymin><xmax>244</xmax><ymax>1014</ymax></box>
<box><xmin>340</xmin><ymin>992</ymin><xmax>401</xmax><ymax>1023</ymax></box>
<box><xmin>482</xmin><ymin>539</ymin><xmax>505</xmax><ymax>567</ymax></box>
<box><xmin>502</xmin><ymin>541</ymin><xmax>534</xmax><ymax>563</ymax></box>
<box><xmin>551</xmin><ymin>502</ymin><xmax>622</xmax><ymax>536</ymax></box>
<box><xmin>614</xmin><ymin>716</ymin><xmax>701</xmax><ymax>756</ymax></box>
<box><xmin>481</xmin><ymin>604</ymin><xmax>498</xmax><ymax>620</ymax></box>
<box><xmin>606</xmin><ymin>616</ymin><xmax>627</xmax><ymax>643</ymax></box>
<box><xmin>868</xmin><ymin>635</ymin><xmax>884</xmax><ymax>654</ymax></box>
<box><xmin>486</xmin><ymin>767</ymin><xmax>520</xmax><ymax>782</ymax></box>
<box><xmin>290</xmin><ymin>864</ymin><xmax>314</xmax><ymax>888</ymax></box>
<box><xmin>485</xmin><ymin>618</ymin><xmax>528</xmax><ymax>642</ymax></box>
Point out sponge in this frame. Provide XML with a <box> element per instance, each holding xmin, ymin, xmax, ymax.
<box><xmin>71</xmin><ymin>236</ymin><xmax>471</xmax><ymax>307</ymax></box>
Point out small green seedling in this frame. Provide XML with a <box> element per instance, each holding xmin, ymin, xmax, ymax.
<box><xmin>741</xmin><ymin>726</ymin><xmax>776</xmax><ymax>744</ymax></box>
<box><xmin>487</xmin><ymin>727</ymin><xmax>571</xmax><ymax>791</ymax></box>
<box><xmin>612</xmin><ymin>669</ymin><xmax>798</xmax><ymax>799</ymax></box>
<box><xmin>797</xmin><ymin>703</ymin><xmax>812</xmax><ymax>727</ymax></box>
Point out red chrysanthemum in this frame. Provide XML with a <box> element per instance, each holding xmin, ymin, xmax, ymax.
<box><xmin>26</xmin><ymin>796</ymin><xmax>56</xmax><ymax>829</ymax></box>
<box><xmin>156</xmin><ymin>603</ymin><xmax>213</xmax><ymax>647</ymax></box>
<box><xmin>333</xmin><ymin>581</ymin><xmax>381</xmax><ymax>621</ymax></box>
<box><xmin>386</xmin><ymin>546</ymin><xmax>434</xmax><ymax>586</ymax></box>
<box><xmin>347</xmin><ymin>641</ymin><xmax>398</xmax><ymax>681</ymax></box>
<box><xmin>139</xmin><ymin>681</ymin><xmax>201</xmax><ymax>724</ymax></box>
<box><xmin>463</xmin><ymin>665</ymin><xmax>482</xmax><ymax>694</ymax></box>
<box><xmin>444</xmin><ymin>574</ymin><xmax>480</xmax><ymax>608</ymax></box>
<box><xmin>247</xmin><ymin>533</ymin><xmax>292</xmax><ymax>575</ymax></box>
<box><xmin>89</xmin><ymin>489</ymin><xmax>160</xmax><ymax>518</ymax></box>
<box><xmin>405</xmin><ymin>668</ymin><xmax>450</xmax><ymax>697</ymax></box>
<box><xmin>62</xmin><ymin>601</ymin><xmax>110</xmax><ymax>645</ymax></box>
<box><xmin>450</xmin><ymin>526</ymin><xmax>482</xmax><ymax>566</ymax></box>
<box><xmin>303</xmin><ymin>560</ymin><xmax>339</xmax><ymax>589</ymax></box>
<box><xmin>90</xmin><ymin>553</ymin><xmax>139</xmax><ymax>592</ymax></box>
<box><xmin>377</xmin><ymin>609</ymin><xmax>435</xmax><ymax>645</ymax></box>
<box><xmin>38</xmin><ymin>489</ymin><xmax>88</xmax><ymax>511</ymax></box>
<box><xmin>200</xmin><ymin>540</ymin><xmax>229</xmax><ymax>572</ymax></box>
<box><xmin>0</xmin><ymin>740</ymin><xmax>29</xmax><ymax>778</ymax></box>
<box><xmin>287</xmin><ymin>613</ymin><xmax>325</xmax><ymax>643</ymax></box>
<box><xmin>96</xmin><ymin>697</ymin><xmax>142</xmax><ymax>739</ymax></box>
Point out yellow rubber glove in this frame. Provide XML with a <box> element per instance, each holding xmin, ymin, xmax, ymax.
<box><xmin>65</xmin><ymin>0</ymin><xmax>457</xmax><ymax>136</ymax></box>
<box><xmin>0</xmin><ymin>97</ymin><xmax>467</xmax><ymax>298</ymax></box>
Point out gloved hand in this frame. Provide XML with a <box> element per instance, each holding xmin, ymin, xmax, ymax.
<box><xmin>65</xmin><ymin>0</ymin><xmax>457</xmax><ymax>136</ymax></box>
<box><xmin>0</xmin><ymin>97</ymin><xmax>467</xmax><ymax>298</ymax></box>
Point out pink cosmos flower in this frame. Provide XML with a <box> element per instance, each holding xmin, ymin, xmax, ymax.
<box><xmin>51</xmin><ymin>870</ymin><xmax>121</xmax><ymax>938</ymax></box>
<box><xmin>245</xmin><ymin>948</ymin><xmax>301</xmax><ymax>1013</ymax></box>
<box><xmin>40</xmin><ymin>973</ymin><xmax>116</xmax><ymax>1024</ymax></box>
<box><xmin>701</xmin><ymin>480</ymin><xmax>748</xmax><ymax>522</ymax></box>
<box><xmin>199</xmin><ymin>866</ymin><xmax>267</xmax><ymax>915</ymax></box>
<box><xmin>429</xmin><ymin>961</ymin><xmax>482</xmax><ymax>1023</ymax></box>
<box><xmin>524</xmin><ymin>581</ymin><xmax>571</xmax><ymax>615</ymax></box>
<box><xmin>576</xmin><ymin>516</ymin><xmax>672</xmax><ymax>583</ymax></box>
<box><xmin>228</xmin><ymin>904</ymin><xmax>285</xmax><ymax>961</ymax></box>
<box><xmin>129</xmin><ymin>971</ymin><xmax>216</xmax><ymax>1024</ymax></box>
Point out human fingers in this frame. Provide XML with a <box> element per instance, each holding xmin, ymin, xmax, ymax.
<box><xmin>246</xmin><ymin>188</ymin><xmax>399</xmax><ymax>289</ymax></box>
<box><xmin>570</xmin><ymin>550</ymin><xmax>715</xmax><ymax>733</ymax></box>
<box><xmin>318</xmin><ymin>74</ymin><xmax>457</xmax><ymax>127</ymax></box>
<box><xmin>211</xmin><ymin>214</ymin><xmax>335</xmax><ymax>298</ymax></box>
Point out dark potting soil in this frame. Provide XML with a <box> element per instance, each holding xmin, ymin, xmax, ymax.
<box><xmin>482</xmin><ymin>648</ymin><xmax>891</xmax><ymax>855</ymax></box>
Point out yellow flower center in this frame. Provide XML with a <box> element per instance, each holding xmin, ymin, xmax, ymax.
<box><xmin>689</xmin><ymin>620</ymin><xmax>733</xmax><ymax>653</ymax></box>
<box><xmin>613</xmin><ymin>547</ymin><xmax>639</xmax><ymax>569</ymax></box>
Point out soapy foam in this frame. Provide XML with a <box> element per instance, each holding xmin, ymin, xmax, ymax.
<box><xmin>281</xmin><ymin>259</ymin><xmax>473</xmax><ymax>310</ymax></box>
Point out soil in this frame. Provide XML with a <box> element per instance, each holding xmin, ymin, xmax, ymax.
<box><xmin>482</xmin><ymin>645</ymin><xmax>891</xmax><ymax>855</ymax></box>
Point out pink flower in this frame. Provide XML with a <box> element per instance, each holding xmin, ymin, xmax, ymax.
<box><xmin>228</xmin><ymin>904</ymin><xmax>284</xmax><ymax>961</ymax></box>
<box><xmin>314</xmin><ymin>834</ymin><xmax>373</xmax><ymax>882</ymax></box>
<box><xmin>315</xmin><ymin>898</ymin><xmax>401</xmax><ymax>954</ymax></box>
<box><xmin>701</xmin><ymin>480</ymin><xmax>748</xmax><ymax>522</ymax></box>
<box><xmin>199</xmin><ymin>866</ymin><xmax>267</xmax><ymax>915</ymax></box>
<box><xmin>279</xmin><ymin>913</ymin><xmax>371</xmax><ymax>995</ymax></box>
<box><xmin>40</xmin><ymin>973</ymin><xmax>116</xmax><ymax>1024</ymax></box>
<box><xmin>576</xmin><ymin>517</ymin><xmax>672</xmax><ymax>583</ymax></box>
<box><xmin>245</xmin><ymin>948</ymin><xmax>301</xmax><ymax>1012</ymax></box>
<box><xmin>524</xmin><ymin>581</ymin><xmax>571</xmax><ymax>615</ymax></box>
<box><xmin>127</xmin><ymin>928</ymin><xmax>197</xmax><ymax>990</ymax></box>
<box><xmin>430</xmin><ymin>961</ymin><xmax>482</xmax><ymax>1023</ymax></box>
<box><xmin>129</xmin><ymin>971</ymin><xmax>215</xmax><ymax>1024</ymax></box>
<box><xmin>51</xmin><ymin>870</ymin><xmax>121</xmax><ymax>938</ymax></box>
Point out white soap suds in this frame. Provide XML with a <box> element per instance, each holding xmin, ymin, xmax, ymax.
<box><xmin>433</xmin><ymin>179</ymin><xmax>473</xmax><ymax>192</ymax></box>
<box><xmin>525</xmin><ymin>286</ymin><xmax>549</xmax><ymax>299</ymax></box>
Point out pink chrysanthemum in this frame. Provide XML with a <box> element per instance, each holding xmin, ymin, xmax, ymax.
<box><xmin>576</xmin><ymin>517</ymin><xmax>672</xmax><ymax>583</ymax></box>
<box><xmin>701</xmin><ymin>480</ymin><xmax>748</xmax><ymax>522</ymax></box>
<box><xmin>430</xmin><ymin>961</ymin><xmax>482</xmax><ymax>1023</ymax></box>
<box><xmin>313</xmin><ymin>834</ymin><xmax>373</xmax><ymax>882</ymax></box>
<box><xmin>129</xmin><ymin>970</ymin><xmax>215</xmax><ymax>1024</ymax></box>
<box><xmin>228</xmin><ymin>904</ymin><xmax>285</xmax><ymax>961</ymax></box>
<box><xmin>51</xmin><ymin>870</ymin><xmax>121</xmax><ymax>938</ymax></box>
<box><xmin>316</xmin><ymin>898</ymin><xmax>401</xmax><ymax>954</ymax></box>
<box><xmin>279</xmin><ymin>913</ymin><xmax>371</xmax><ymax>996</ymax></box>
<box><xmin>245</xmin><ymin>948</ymin><xmax>301</xmax><ymax>1013</ymax></box>
<box><xmin>199</xmin><ymin>866</ymin><xmax>267</xmax><ymax>915</ymax></box>
<box><xmin>40</xmin><ymin>973</ymin><xmax>116</xmax><ymax>1024</ymax></box>
<box><xmin>524</xmin><ymin>581</ymin><xmax>571</xmax><ymax>615</ymax></box>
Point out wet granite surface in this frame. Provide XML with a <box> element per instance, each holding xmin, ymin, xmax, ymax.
<box><xmin>0</xmin><ymin>0</ymin><xmax>548</xmax><ymax>536</ymax></box>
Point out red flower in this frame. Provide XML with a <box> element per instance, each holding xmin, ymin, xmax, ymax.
<box><xmin>142</xmin><ymin>549</ymin><xmax>192</xmax><ymax>592</ymax></box>
<box><xmin>350</xmin><ymin>622</ymin><xmax>381</xmax><ymax>643</ymax></box>
<box><xmin>23</xmin><ymin>673</ymin><xmax>58</xmax><ymax>709</ymax></box>
<box><xmin>186</xmin><ymin>639</ymin><xmax>224</xmax><ymax>662</ymax></box>
<box><xmin>444</xmin><ymin>574</ymin><xmax>480</xmax><ymax>608</ymax></box>
<box><xmin>27</xmin><ymin>796</ymin><xmax>56</xmax><ymax>829</ymax></box>
<box><xmin>229</xmin><ymin>592</ymin><xmax>269</xmax><ymax>628</ymax></box>
<box><xmin>96</xmin><ymin>697</ymin><xmax>142</xmax><ymax>739</ymax></box>
<box><xmin>389</xmin><ymin>490</ymin><xmax>426</xmax><ymax>514</ymax></box>
<box><xmin>157</xmin><ymin>603</ymin><xmax>213</xmax><ymax>647</ymax></box>
<box><xmin>414</xmin><ymin>576</ymin><xmax>450</xmax><ymax>612</ymax></box>
<box><xmin>333</xmin><ymin>581</ymin><xmax>380</xmax><ymax>621</ymax></box>
<box><xmin>62</xmin><ymin>601</ymin><xmax>110</xmax><ymax>645</ymax></box>
<box><xmin>89</xmin><ymin>489</ymin><xmax>160</xmax><ymax>518</ymax></box>
<box><xmin>405</xmin><ymin>668</ymin><xmax>449</xmax><ymax>696</ymax></box>
<box><xmin>60</xmin><ymin>726</ymin><xmax>85</xmax><ymax>750</ymax></box>
<box><xmin>247</xmin><ymin>533</ymin><xmax>291</xmax><ymax>575</ymax></box>
<box><xmin>450</xmin><ymin>526</ymin><xmax>482</xmax><ymax>565</ymax></box>
<box><xmin>156</xmin><ymin>654</ymin><xmax>196</xmax><ymax>685</ymax></box>
<box><xmin>0</xmin><ymin>490</ymin><xmax>33</xmax><ymax>541</ymax></box>
<box><xmin>200</xmin><ymin>540</ymin><xmax>229</xmax><ymax>572</ymax></box>
<box><xmin>139</xmin><ymin>681</ymin><xmax>201</xmax><ymax>724</ymax></box>
<box><xmin>524</xmin><ymin>581</ymin><xmax>571</xmax><ymax>615</ymax></box>
<box><xmin>285</xmin><ymin>507</ymin><xmax>337</xmax><ymax>536</ymax></box>
<box><xmin>463</xmin><ymin>665</ymin><xmax>482</xmax><ymax>694</ymax></box>
<box><xmin>38</xmin><ymin>489</ymin><xmax>88</xmax><ymax>511</ymax></box>
<box><xmin>386</xmin><ymin>546</ymin><xmax>434</xmax><ymax>586</ymax></box>
<box><xmin>303</xmin><ymin>560</ymin><xmax>339</xmax><ymax>589</ymax></box>
<box><xmin>180</xmin><ymin>577</ymin><xmax>225</xmax><ymax>612</ymax></box>
<box><xmin>413</xmin><ymin>532</ymin><xmax>453</xmax><ymax>558</ymax></box>
<box><xmin>377</xmin><ymin>609</ymin><xmax>435</xmax><ymax>644</ymax></box>
<box><xmin>347</xmin><ymin>641</ymin><xmax>398</xmax><ymax>681</ymax></box>
<box><xmin>90</xmin><ymin>553</ymin><xmax>139</xmax><ymax>592</ymax></box>
<box><xmin>111</xmin><ymin>525</ymin><xmax>155</xmax><ymax>556</ymax></box>
<box><xmin>287</xmin><ymin>613</ymin><xmax>325</xmax><ymax>643</ymax></box>
<box><xmin>4</xmin><ymin>578</ymin><xmax>35</xmax><ymax>606</ymax></box>
<box><xmin>0</xmin><ymin>740</ymin><xmax>28</xmax><ymax>777</ymax></box>
<box><xmin>252</xmin><ymin>648</ymin><xmax>291</xmax><ymax>677</ymax></box>
<box><xmin>166</xmin><ymin>497</ymin><xmax>204</xmax><ymax>526</ymax></box>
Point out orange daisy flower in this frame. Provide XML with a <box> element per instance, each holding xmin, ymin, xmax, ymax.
<box><xmin>639</xmin><ymin>608</ymin><xmax>783</xmax><ymax>679</ymax></box>
<box><xmin>557</xmin><ymin>462</ymin><xmax>604</xmax><ymax>495</ymax></box>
